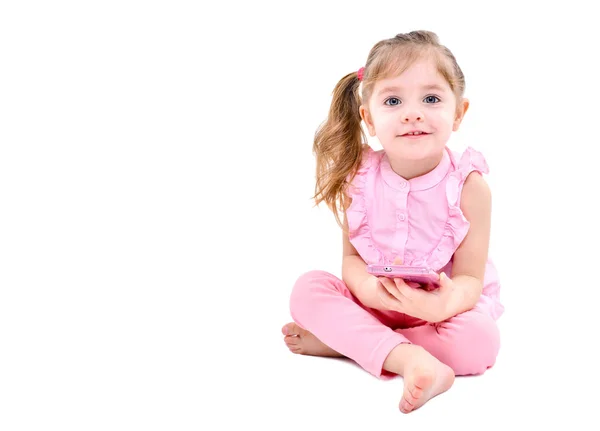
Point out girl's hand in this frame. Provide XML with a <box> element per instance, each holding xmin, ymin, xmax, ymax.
<box><xmin>354</xmin><ymin>275</ymin><xmax>402</xmax><ymax>311</ymax></box>
<box><xmin>377</xmin><ymin>272</ymin><xmax>455</xmax><ymax>323</ymax></box>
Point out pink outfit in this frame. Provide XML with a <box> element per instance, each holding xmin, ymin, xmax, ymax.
<box><xmin>289</xmin><ymin>146</ymin><xmax>504</xmax><ymax>378</ymax></box>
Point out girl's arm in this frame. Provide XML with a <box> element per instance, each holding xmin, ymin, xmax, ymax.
<box><xmin>341</xmin><ymin>215</ymin><xmax>372</xmax><ymax>295</ymax></box>
<box><xmin>445</xmin><ymin>171</ymin><xmax>492</xmax><ymax>317</ymax></box>
<box><xmin>340</xmin><ymin>213</ymin><xmax>384</xmax><ymax>308</ymax></box>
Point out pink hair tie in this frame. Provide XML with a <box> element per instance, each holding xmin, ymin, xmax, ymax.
<box><xmin>357</xmin><ymin>67</ymin><xmax>365</xmax><ymax>81</ymax></box>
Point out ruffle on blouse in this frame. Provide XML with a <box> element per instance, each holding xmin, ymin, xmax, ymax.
<box><xmin>345</xmin><ymin>146</ymin><xmax>383</xmax><ymax>264</ymax></box>
<box><xmin>426</xmin><ymin>147</ymin><xmax>490</xmax><ymax>270</ymax></box>
<box><xmin>346</xmin><ymin>146</ymin><xmax>489</xmax><ymax>269</ymax></box>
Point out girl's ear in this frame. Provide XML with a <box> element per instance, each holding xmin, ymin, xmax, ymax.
<box><xmin>360</xmin><ymin>105</ymin><xmax>376</xmax><ymax>136</ymax></box>
<box><xmin>453</xmin><ymin>98</ymin><xmax>470</xmax><ymax>132</ymax></box>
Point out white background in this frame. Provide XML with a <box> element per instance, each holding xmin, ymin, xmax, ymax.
<box><xmin>1</xmin><ymin>1</ymin><xmax>599</xmax><ymax>429</ymax></box>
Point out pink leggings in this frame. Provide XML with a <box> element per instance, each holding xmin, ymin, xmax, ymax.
<box><xmin>289</xmin><ymin>270</ymin><xmax>501</xmax><ymax>378</ymax></box>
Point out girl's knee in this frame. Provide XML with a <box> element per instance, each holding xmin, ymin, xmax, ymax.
<box><xmin>441</xmin><ymin>310</ymin><xmax>500</xmax><ymax>375</ymax></box>
<box><xmin>289</xmin><ymin>270</ymin><xmax>343</xmax><ymax>317</ymax></box>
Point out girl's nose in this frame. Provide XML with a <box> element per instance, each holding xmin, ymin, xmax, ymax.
<box><xmin>402</xmin><ymin>112</ymin><xmax>423</xmax><ymax>123</ymax></box>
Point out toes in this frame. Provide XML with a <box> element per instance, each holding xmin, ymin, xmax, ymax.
<box><xmin>282</xmin><ymin>324</ymin><xmax>304</xmax><ymax>355</ymax></box>
<box><xmin>282</xmin><ymin>322</ymin><xmax>301</xmax><ymax>336</ymax></box>
<box><xmin>399</xmin><ymin>401</ymin><xmax>408</xmax><ymax>413</ymax></box>
<box><xmin>400</xmin><ymin>371</ymin><xmax>434</xmax><ymax>413</ymax></box>
<box><xmin>400</xmin><ymin>383</ymin><xmax>417</xmax><ymax>413</ymax></box>
<box><xmin>408</xmin><ymin>384</ymin><xmax>423</xmax><ymax>400</ymax></box>
<box><xmin>404</xmin><ymin>384</ymin><xmax>420</xmax><ymax>405</ymax></box>
<box><xmin>284</xmin><ymin>335</ymin><xmax>300</xmax><ymax>346</ymax></box>
<box><xmin>399</xmin><ymin>397</ymin><xmax>414</xmax><ymax>413</ymax></box>
<box><xmin>284</xmin><ymin>335</ymin><xmax>302</xmax><ymax>354</ymax></box>
<box><xmin>286</xmin><ymin>344</ymin><xmax>301</xmax><ymax>354</ymax></box>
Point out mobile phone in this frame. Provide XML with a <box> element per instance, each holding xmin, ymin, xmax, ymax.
<box><xmin>366</xmin><ymin>264</ymin><xmax>440</xmax><ymax>286</ymax></box>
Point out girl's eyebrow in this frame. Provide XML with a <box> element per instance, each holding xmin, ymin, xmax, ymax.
<box><xmin>377</xmin><ymin>84</ymin><xmax>447</xmax><ymax>96</ymax></box>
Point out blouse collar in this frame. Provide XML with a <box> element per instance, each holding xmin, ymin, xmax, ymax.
<box><xmin>380</xmin><ymin>147</ymin><xmax>452</xmax><ymax>191</ymax></box>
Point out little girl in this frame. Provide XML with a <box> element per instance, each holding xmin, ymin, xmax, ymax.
<box><xmin>281</xmin><ymin>30</ymin><xmax>504</xmax><ymax>414</ymax></box>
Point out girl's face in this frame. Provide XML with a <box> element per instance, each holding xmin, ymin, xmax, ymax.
<box><xmin>360</xmin><ymin>57</ymin><xmax>468</xmax><ymax>163</ymax></box>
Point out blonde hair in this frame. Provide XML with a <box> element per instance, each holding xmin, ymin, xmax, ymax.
<box><xmin>312</xmin><ymin>30</ymin><xmax>466</xmax><ymax>229</ymax></box>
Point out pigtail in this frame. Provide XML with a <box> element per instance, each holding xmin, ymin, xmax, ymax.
<box><xmin>312</xmin><ymin>72</ymin><xmax>366</xmax><ymax>229</ymax></box>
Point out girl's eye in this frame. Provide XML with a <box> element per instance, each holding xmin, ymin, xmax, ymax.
<box><xmin>384</xmin><ymin>97</ymin><xmax>401</xmax><ymax>106</ymax></box>
<box><xmin>424</xmin><ymin>95</ymin><xmax>440</xmax><ymax>103</ymax></box>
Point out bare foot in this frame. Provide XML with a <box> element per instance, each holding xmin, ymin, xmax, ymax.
<box><xmin>399</xmin><ymin>352</ymin><xmax>455</xmax><ymax>414</ymax></box>
<box><xmin>282</xmin><ymin>323</ymin><xmax>343</xmax><ymax>357</ymax></box>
